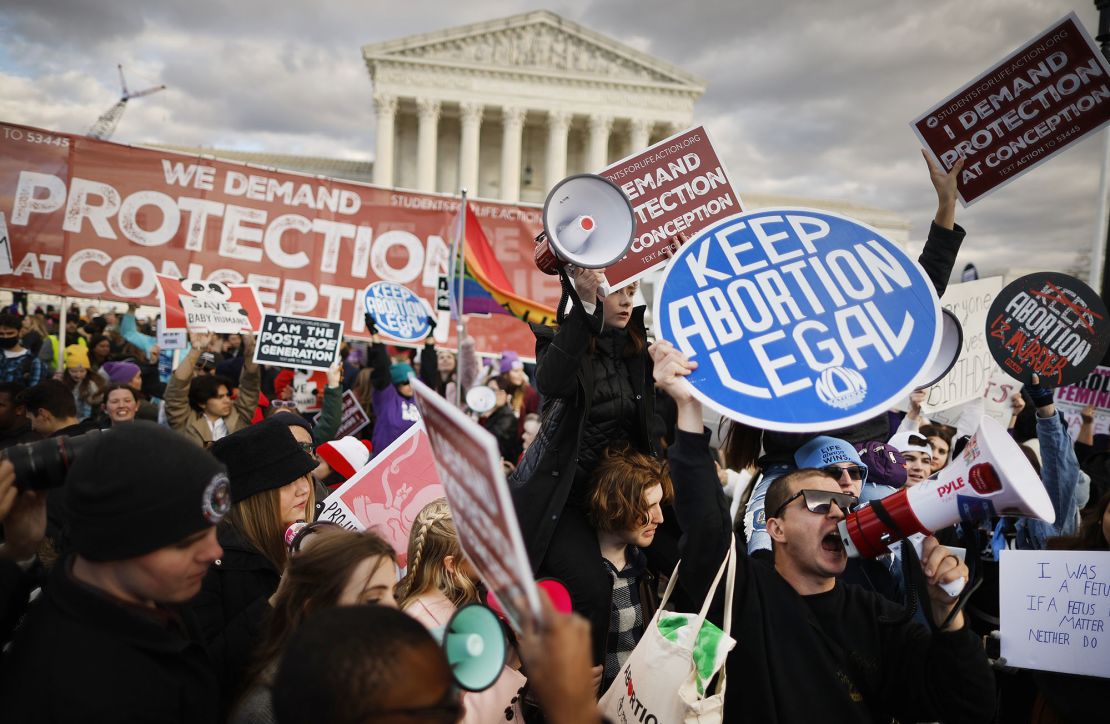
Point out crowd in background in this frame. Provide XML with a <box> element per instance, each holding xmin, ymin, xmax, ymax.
<box><xmin>0</xmin><ymin>156</ymin><xmax>1107</xmax><ymax>724</ymax></box>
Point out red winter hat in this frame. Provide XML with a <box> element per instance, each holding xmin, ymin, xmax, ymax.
<box><xmin>274</xmin><ymin>370</ymin><xmax>296</xmax><ymax>399</ymax></box>
<box><xmin>316</xmin><ymin>437</ymin><xmax>374</xmax><ymax>479</ymax></box>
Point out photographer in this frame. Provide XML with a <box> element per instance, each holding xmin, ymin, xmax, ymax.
<box><xmin>0</xmin><ymin>422</ymin><xmax>228</xmax><ymax>723</ymax></box>
<box><xmin>0</xmin><ymin>458</ymin><xmax>46</xmax><ymax>645</ymax></box>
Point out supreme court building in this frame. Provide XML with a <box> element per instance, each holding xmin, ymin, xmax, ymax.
<box><xmin>163</xmin><ymin>10</ymin><xmax>910</xmax><ymax>243</ymax></box>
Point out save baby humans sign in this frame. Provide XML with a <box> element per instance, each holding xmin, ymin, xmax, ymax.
<box><xmin>655</xmin><ymin>209</ymin><xmax>942</xmax><ymax>432</ymax></box>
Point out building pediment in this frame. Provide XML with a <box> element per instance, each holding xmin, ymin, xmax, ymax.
<box><xmin>362</xmin><ymin>10</ymin><xmax>704</xmax><ymax>92</ymax></box>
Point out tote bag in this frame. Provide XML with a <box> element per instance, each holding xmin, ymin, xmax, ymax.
<box><xmin>598</xmin><ymin>535</ymin><xmax>736</xmax><ymax>724</ymax></box>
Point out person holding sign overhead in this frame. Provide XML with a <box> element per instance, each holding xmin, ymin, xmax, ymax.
<box><xmin>511</xmin><ymin>270</ymin><xmax>659</xmax><ymax>665</ymax></box>
<box><xmin>365</xmin><ymin>313</ymin><xmax>437</xmax><ymax>457</ymax></box>
<box><xmin>651</xmin><ymin>339</ymin><xmax>996</xmax><ymax>723</ymax></box>
<box><xmin>164</xmin><ymin>330</ymin><xmax>260</xmax><ymax>448</ymax></box>
<box><xmin>742</xmin><ymin>152</ymin><xmax>969</xmax><ymax>556</ymax></box>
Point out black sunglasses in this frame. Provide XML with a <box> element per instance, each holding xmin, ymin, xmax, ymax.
<box><xmin>820</xmin><ymin>464</ymin><xmax>865</xmax><ymax>482</ymax></box>
<box><xmin>771</xmin><ymin>489</ymin><xmax>858</xmax><ymax>519</ymax></box>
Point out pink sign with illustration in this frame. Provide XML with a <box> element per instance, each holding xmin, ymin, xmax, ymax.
<box><xmin>317</xmin><ymin>422</ymin><xmax>445</xmax><ymax>566</ymax></box>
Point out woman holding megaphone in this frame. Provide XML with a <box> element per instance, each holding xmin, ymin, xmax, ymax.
<box><xmin>510</xmin><ymin>265</ymin><xmax>659</xmax><ymax>667</ymax></box>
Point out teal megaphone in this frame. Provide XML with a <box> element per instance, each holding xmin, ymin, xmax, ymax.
<box><xmin>432</xmin><ymin>604</ymin><xmax>507</xmax><ymax>692</ymax></box>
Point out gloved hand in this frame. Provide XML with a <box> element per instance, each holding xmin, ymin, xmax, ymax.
<box><xmin>1023</xmin><ymin>373</ymin><xmax>1053</xmax><ymax>409</ymax></box>
<box><xmin>364</xmin><ymin>313</ymin><xmax>378</xmax><ymax>336</ymax></box>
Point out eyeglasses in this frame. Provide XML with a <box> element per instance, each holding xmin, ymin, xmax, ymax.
<box><xmin>270</xmin><ymin>399</ymin><xmax>298</xmax><ymax>410</ymax></box>
<box><xmin>297</xmin><ymin>441</ymin><xmax>318</xmax><ymax>460</ymax></box>
<box><xmin>820</xmin><ymin>464</ymin><xmax>865</xmax><ymax>482</ymax></box>
<box><xmin>770</xmin><ymin>489</ymin><xmax>858</xmax><ymax>519</ymax></box>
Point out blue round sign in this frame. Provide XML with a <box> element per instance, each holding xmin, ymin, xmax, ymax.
<box><xmin>363</xmin><ymin>281</ymin><xmax>431</xmax><ymax>341</ymax></box>
<box><xmin>654</xmin><ymin>209</ymin><xmax>941</xmax><ymax>432</ymax></box>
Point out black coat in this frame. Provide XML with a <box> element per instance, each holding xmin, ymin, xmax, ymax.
<box><xmin>188</xmin><ymin>523</ymin><xmax>279</xmax><ymax>708</ymax></box>
<box><xmin>0</xmin><ymin>557</ymin><xmax>221</xmax><ymax>723</ymax></box>
<box><xmin>509</xmin><ymin>301</ymin><xmax>657</xmax><ymax>571</ymax></box>
<box><xmin>483</xmin><ymin>404</ymin><xmax>522</xmax><ymax>463</ymax></box>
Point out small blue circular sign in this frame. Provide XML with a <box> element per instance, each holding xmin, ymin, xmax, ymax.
<box><xmin>654</xmin><ymin>208</ymin><xmax>941</xmax><ymax>432</ymax></box>
<box><xmin>363</xmin><ymin>281</ymin><xmax>431</xmax><ymax>341</ymax></box>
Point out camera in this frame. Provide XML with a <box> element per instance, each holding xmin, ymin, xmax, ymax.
<box><xmin>2</xmin><ymin>431</ymin><xmax>104</xmax><ymax>491</ymax></box>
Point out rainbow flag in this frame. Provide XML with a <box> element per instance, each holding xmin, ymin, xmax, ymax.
<box><xmin>448</xmin><ymin>202</ymin><xmax>557</xmax><ymax>326</ymax></box>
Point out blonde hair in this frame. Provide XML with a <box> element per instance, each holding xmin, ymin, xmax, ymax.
<box><xmin>396</xmin><ymin>498</ymin><xmax>478</xmax><ymax>608</ymax></box>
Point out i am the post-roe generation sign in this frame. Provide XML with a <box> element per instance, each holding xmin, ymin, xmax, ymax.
<box><xmin>655</xmin><ymin>209</ymin><xmax>942</xmax><ymax>432</ymax></box>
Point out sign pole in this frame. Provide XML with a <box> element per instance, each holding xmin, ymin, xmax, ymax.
<box><xmin>455</xmin><ymin>188</ymin><xmax>468</xmax><ymax>409</ymax></box>
<box><xmin>56</xmin><ymin>296</ymin><xmax>67</xmax><ymax>370</ymax></box>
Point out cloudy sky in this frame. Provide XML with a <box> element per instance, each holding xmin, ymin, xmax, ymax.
<box><xmin>1</xmin><ymin>0</ymin><xmax>1106</xmax><ymax>281</ymax></box>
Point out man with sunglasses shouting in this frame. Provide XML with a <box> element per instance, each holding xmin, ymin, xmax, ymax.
<box><xmin>650</xmin><ymin>340</ymin><xmax>995</xmax><ymax>724</ymax></box>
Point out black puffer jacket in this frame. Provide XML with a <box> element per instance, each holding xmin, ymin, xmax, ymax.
<box><xmin>509</xmin><ymin>301</ymin><xmax>657</xmax><ymax>571</ymax></box>
<box><xmin>188</xmin><ymin>523</ymin><xmax>280</xmax><ymax>710</ymax></box>
<box><xmin>574</xmin><ymin>329</ymin><xmax>639</xmax><ymax>489</ymax></box>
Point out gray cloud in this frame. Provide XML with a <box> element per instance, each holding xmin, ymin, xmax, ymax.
<box><xmin>0</xmin><ymin>0</ymin><xmax>1105</xmax><ymax>279</ymax></box>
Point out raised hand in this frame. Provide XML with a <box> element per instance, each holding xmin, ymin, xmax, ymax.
<box><xmin>922</xmin><ymin>148</ymin><xmax>964</xmax><ymax>229</ymax></box>
<box><xmin>571</xmin><ymin>267</ymin><xmax>605</xmax><ymax>306</ymax></box>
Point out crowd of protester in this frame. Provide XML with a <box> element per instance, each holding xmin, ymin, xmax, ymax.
<box><xmin>0</xmin><ymin>153</ymin><xmax>1107</xmax><ymax>724</ymax></box>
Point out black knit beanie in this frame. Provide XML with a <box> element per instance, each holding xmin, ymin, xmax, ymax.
<box><xmin>66</xmin><ymin>421</ymin><xmax>231</xmax><ymax>562</ymax></box>
<box><xmin>211</xmin><ymin>416</ymin><xmax>317</xmax><ymax>503</ymax></box>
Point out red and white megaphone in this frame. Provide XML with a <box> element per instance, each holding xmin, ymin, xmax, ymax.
<box><xmin>533</xmin><ymin>174</ymin><xmax>636</xmax><ymax>275</ymax></box>
<box><xmin>838</xmin><ymin>415</ymin><xmax>1055</xmax><ymax>559</ymax></box>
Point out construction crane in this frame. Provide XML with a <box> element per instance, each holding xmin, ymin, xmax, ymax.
<box><xmin>87</xmin><ymin>64</ymin><xmax>166</xmax><ymax>140</ymax></box>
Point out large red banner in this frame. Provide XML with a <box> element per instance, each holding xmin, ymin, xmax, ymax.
<box><xmin>0</xmin><ymin>121</ymin><xmax>562</xmax><ymax>355</ymax></box>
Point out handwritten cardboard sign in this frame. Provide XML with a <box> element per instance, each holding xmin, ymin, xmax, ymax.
<box><xmin>336</xmin><ymin>389</ymin><xmax>371</xmax><ymax>439</ymax></box>
<box><xmin>317</xmin><ymin>422</ymin><xmax>444</xmax><ymax>567</ymax></box>
<box><xmin>1000</xmin><ymin>549</ymin><xmax>1110</xmax><ymax>678</ymax></box>
<box><xmin>253</xmin><ymin>313</ymin><xmax>343</xmax><ymax>371</ymax></box>
<box><xmin>411</xmin><ymin>377</ymin><xmax>541</xmax><ymax>631</ymax></box>
<box><xmin>924</xmin><ymin>363</ymin><xmax>1021</xmax><ymax>433</ymax></box>
<box><xmin>913</xmin><ymin>13</ymin><xmax>1110</xmax><ymax>205</ymax></box>
<box><xmin>986</xmin><ymin>272</ymin><xmax>1109</xmax><ymax>386</ymax></box>
<box><xmin>922</xmin><ymin>278</ymin><xmax>1002</xmax><ymax>414</ymax></box>
<box><xmin>600</xmin><ymin>126</ymin><xmax>743</xmax><ymax>290</ymax></box>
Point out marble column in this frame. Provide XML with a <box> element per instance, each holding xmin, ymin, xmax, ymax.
<box><xmin>500</xmin><ymin>106</ymin><xmax>526</xmax><ymax>203</ymax></box>
<box><xmin>587</xmin><ymin>114</ymin><xmax>613</xmax><ymax>170</ymax></box>
<box><xmin>629</xmin><ymin>118</ymin><xmax>653</xmax><ymax>153</ymax></box>
<box><xmin>373</xmin><ymin>94</ymin><xmax>397</xmax><ymax>187</ymax></box>
<box><xmin>459</xmin><ymin>102</ymin><xmax>483</xmax><ymax>195</ymax></box>
<box><xmin>416</xmin><ymin>98</ymin><xmax>442</xmax><ymax>192</ymax></box>
<box><xmin>545</xmin><ymin>110</ymin><xmax>571</xmax><ymax>190</ymax></box>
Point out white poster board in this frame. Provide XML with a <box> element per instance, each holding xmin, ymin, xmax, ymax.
<box><xmin>1000</xmin><ymin>549</ymin><xmax>1110</xmax><ymax>678</ymax></box>
<box><xmin>922</xmin><ymin>277</ymin><xmax>1002</xmax><ymax>414</ymax></box>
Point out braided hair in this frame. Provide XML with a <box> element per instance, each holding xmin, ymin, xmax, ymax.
<box><xmin>396</xmin><ymin>498</ymin><xmax>479</xmax><ymax>608</ymax></box>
